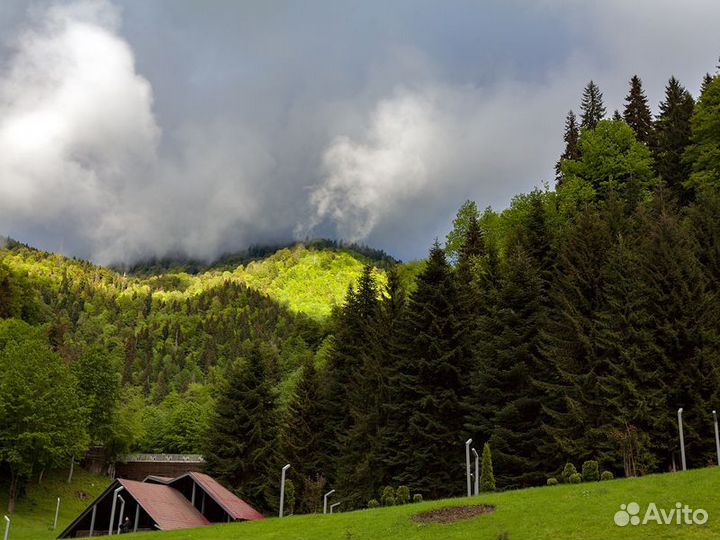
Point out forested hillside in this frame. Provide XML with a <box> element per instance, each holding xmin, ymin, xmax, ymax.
<box><xmin>2</xmin><ymin>65</ymin><xmax>720</xmax><ymax>518</ymax></box>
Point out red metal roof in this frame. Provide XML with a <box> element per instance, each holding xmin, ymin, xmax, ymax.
<box><xmin>184</xmin><ymin>472</ymin><xmax>265</xmax><ymax>521</ymax></box>
<box><xmin>119</xmin><ymin>479</ymin><xmax>210</xmax><ymax>530</ymax></box>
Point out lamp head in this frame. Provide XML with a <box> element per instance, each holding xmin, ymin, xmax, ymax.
<box><xmin>465</xmin><ymin>438</ymin><xmax>473</xmax><ymax>446</ymax></box>
<box><xmin>472</xmin><ymin>448</ymin><xmax>479</xmax><ymax>457</ymax></box>
<box><xmin>282</xmin><ymin>464</ymin><xmax>291</xmax><ymax>471</ymax></box>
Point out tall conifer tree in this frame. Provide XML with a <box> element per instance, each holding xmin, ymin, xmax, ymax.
<box><xmin>652</xmin><ymin>77</ymin><xmax>695</xmax><ymax>202</ymax></box>
<box><xmin>556</xmin><ymin>110</ymin><xmax>581</xmax><ymax>184</ymax></box>
<box><xmin>623</xmin><ymin>75</ymin><xmax>653</xmax><ymax>144</ymax></box>
<box><xmin>204</xmin><ymin>345</ymin><xmax>278</xmax><ymax>512</ymax></box>
<box><xmin>580</xmin><ymin>81</ymin><xmax>606</xmax><ymax>130</ymax></box>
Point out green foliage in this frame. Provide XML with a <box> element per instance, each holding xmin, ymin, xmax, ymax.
<box><xmin>445</xmin><ymin>200</ymin><xmax>481</xmax><ymax>263</ymax></box>
<box><xmin>547</xmin><ymin>477</ymin><xmax>558</xmax><ymax>486</ymax></box>
<box><xmin>203</xmin><ymin>346</ymin><xmax>279</xmax><ymax>512</ymax></box>
<box><xmin>580</xmin><ymin>80</ymin><xmax>606</xmax><ymax>129</ymax></box>
<box><xmin>0</xmin><ymin>320</ymin><xmax>89</xmax><ymax>512</ymax></box>
<box><xmin>412</xmin><ymin>494</ymin><xmax>423</xmax><ymax>503</ymax></box>
<box><xmin>480</xmin><ymin>443</ymin><xmax>496</xmax><ymax>492</ymax></box>
<box><xmin>367</xmin><ymin>499</ymin><xmax>379</xmax><ymax>509</ymax></box>
<box><xmin>284</xmin><ymin>479</ymin><xmax>296</xmax><ymax>515</ymax></box>
<box><xmin>581</xmin><ymin>461</ymin><xmax>599</xmax><ymax>482</ymax></box>
<box><xmin>685</xmin><ymin>74</ymin><xmax>720</xmax><ymax>193</ymax></box>
<box><xmin>653</xmin><ymin>77</ymin><xmax>695</xmax><ymax>202</ymax></box>
<box><xmin>623</xmin><ymin>75</ymin><xmax>653</xmax><ymax>144</ymax></box>
<box><xmin>381</xmin><ymin>486</ymin><xmax>396</xmax><ymax>507</ymax></box>
<box><xmin>561</xmin><ymin>463</ymin><xmax>577</xmax><ymax>484</ymax></box>
<box><xmin>601</xmin><ymin>471</ymin><xmax>614</xmax><ymax>481</ymax></box>
<box><xmin>561</xmin><ymin>119</ymin><xmax>655</xmax><ymax>202</ymax></box>
<box><xmin>396</xmin><ymin>485</ymin><xmax>410</xmax><ymax>505</ymax></box>
<box><xmin>569</xmin><ymin>473</ymin><xmax>582</xmax><ymax>484</ymax></box>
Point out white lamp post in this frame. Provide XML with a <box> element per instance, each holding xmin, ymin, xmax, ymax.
<box><xmin>714</xmin><ymin>410</ymin><xmax>720</xmax><ymax>467</ymax></box>
<box><xmin>279</xmin><ymin>464</ymin><xmax>291</xmax><ymax>518</ymax></box>
<box><xmin>53</xmin><ymin>497</ymin><xmax>61</xmax><ymax>530</ymax></box>
<box><xmin>465</xmin><ymin>438</ymin><xmax>472</xmax><ymax>497</ymax></box>
<box><xmin>108</xmin><ymin>486</ymin><xmax>124</xmax><ymax>535</ymax></box>
<box><xmin>323</xmin><ymin>489</ymin><xmax>335</xmax><ymax>514</ymax></box>
<box><xmin>4</xmin><ymin>515</ymin><xmax>9</xmax><ymax>540</ymax></box>
<box><xmin>472</xmin><ymin>448</ymin><xmax>479</xmax><ymax>495</ymax></box>
<box><xmin>678</xmin><ymin>408</ymin><xmax>687</xmax><ymax>471</ymax></box>
<box><xmin>330</xmin><ymin>502</ymin><xmax>341</xmax><ymax>514</ymax></box>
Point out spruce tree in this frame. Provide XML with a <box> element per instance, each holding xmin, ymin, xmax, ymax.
<box><xmin>320</xmin><ymin>266</ymin><xmax>380</xmax><ymax>484</ymax></box>
<box><xmin>555</xmin><ymin>110</ymin><xmax>581</xmax><ymax>184</ymax></box>
<box><xmin>652</xmin><ymin>77</ymin><xmax>695</xmax><ymax>203</ymax></box>
<box><xmin>389</xmin><ymin>242</ymin><xmax>472</xmax><ymax>499</ymax></box>
<box><xmin>204</xmin><ymin>345</ymin><xmax>278</xmax><ymax>512</ymax></box>
<box><xmin>623</xmin><ymin>75</ymin><xmax>653</xmax><ymax>144</ymax></box>
<box><xmin>580</xmin><ymin>81</ymin><xmax>606</xmax><ymax>130</ymax></box>
<box><xmin>280</xmin><ymin>357</ymin><xmax>325</xmax><ymax>509</ymax></box>
<box><xmin>481</xmin><ymin>244</ymin><xmax>548</xmax><ymax>488</ymax></box>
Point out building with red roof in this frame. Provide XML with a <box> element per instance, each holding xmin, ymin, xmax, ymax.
<box><xmin>58</xmin><ymin>472</ymin><xmax>263</xmax><ymax>538</ymax></box>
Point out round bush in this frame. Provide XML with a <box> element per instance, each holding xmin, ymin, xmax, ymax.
<box><xmin>561</xmin><ymin>462</ymin><xmax>577</xmax><ymax>483</ymax></box>
<box><xmin>412</xmin><ymin>494</ymin><xmax>423</xmax><ymax>503</ymax></box>
<box><xmin>381</xmin><ymin>486</ymin><xmax>396</xmax><ymax>506</ymax></box>
<box><xmin>582</xmin><ymin>460</ymin><xmax>599</xmax><ymax>482</ymax></box>
<box><xmin>396</xmin><ymin>485</ymin><xmax>410</xmax><ymax>505</ymax></box>
<box><xmin>367</xmin><ymin>499</ymin><xmax>380</xmax><ymax>509</ymax></box>
<box><xmin>569</xmin><ymin>472</ymin><xmax>582</xmax><ymax>484</ymax></box>
<box><xmin>547</xmin><ymin>477</ymin><xmax>558</xmax><ymax>486</ymax></box>
<box><xmin>600</xmin><ymin>471</ymin><xmax>614</xmax><ymax>481</ymax></box>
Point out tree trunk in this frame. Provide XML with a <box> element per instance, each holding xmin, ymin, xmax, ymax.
<box><xmin>67</xmin><ymin>456</ymin><xmax>74</xmax><ymax>484</ymax></box>
<box><xmin>38</xmin><ymin>468</ymin><xmax>45</xmax><ymax>485</ymax></box>
<box><xmin>8</xmin><ymin>471</ymin><xmax>18</xmax><ymax>514</ymax></box>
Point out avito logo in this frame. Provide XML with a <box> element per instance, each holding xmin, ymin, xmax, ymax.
<box><xmin>614</xmin><ymin>502</ymin><xmax>708</xmax><ymax>526</ymax></box>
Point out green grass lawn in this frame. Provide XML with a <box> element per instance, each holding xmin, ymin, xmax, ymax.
<box><xmin>0</xmin><ymin>469</ymin><xmax>111</xmax><ymax>540</ymax></box>
<box><xmin>122</xmin><ymin>467</ymin><xmax>720</xmax><ymax>540</ymax></box>
<box><xmin>4</xmin><ymin>467</ymin><xmax>718</xmax><ymax>539</ymax></box>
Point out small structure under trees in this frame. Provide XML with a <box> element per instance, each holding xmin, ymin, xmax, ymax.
<box><xmin>58</xmin><ymin>471</ymin><xmax>263</xmax><ymax>538</ymax></box>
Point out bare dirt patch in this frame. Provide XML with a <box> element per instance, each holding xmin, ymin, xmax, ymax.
<box><xmin>411</xmin><ymin>504</ymin><xmax>495</xmax><ymax>524</ymax></box>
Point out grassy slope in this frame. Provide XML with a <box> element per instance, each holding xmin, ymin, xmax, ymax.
<box><xmin>0</xmin><ymin>469</ymin><xmax>111</xmax><ymax>540</ymax></box>
<box><xmin>124</xmin><ymin>468</ymin><xmax>720</xmax><ymax>540</ymax></box>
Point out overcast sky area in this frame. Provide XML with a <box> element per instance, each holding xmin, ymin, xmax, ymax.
<box><xmin>0</xmin><ymin>0</ymin><xmax>719</xmax><ymax>264</ymax></box>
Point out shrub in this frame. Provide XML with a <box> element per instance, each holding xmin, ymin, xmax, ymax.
<box><xmin>381</xmin><ymin>486</ymin><xmax>396</xmax><ymax>506</ymax></box>
<box><xmin>601</xmin><ymin>471</ymin><xmax>614</xmax><ymax>481</ymax></box>
<box><xmin>367</xmin><ymin>499</ymin><xmax>380</xmax><ymax>509</ymax></box>
<box><xmin>582</xmin><ymin>460</ymin><xmax>599</xmax><ymax>482</ymax></box>
<box><xmin>569</xmin><ymin>472</ymin><xmax>582</xmax><ymax>484</ymax></box>
<box><xmin>284</xmin><ymin>479</ymin><xmax>296</xmax><ymax>515</ymax></box>
<box><xmin>396</xmin><ymin>485</ymin><xmax>410</xmax><ymax>505</ymax></box>
<box><xmin>413</xmin><ymin>494</ymin><xmax>423</xmax><ymax>503</ymax></box>
<box><xmin>546</xmin><ymin>477</ymin><xmax>558</xmax><ymax>486</ymax></box>
<box><xmin>561</xmin><ymin>462</ymin><xmax>577</xmax><ymax>483</ymax></box>
<box><xmin>480</xmin><ymin>443</ymin><xmax>496</xmax><ymax>492</ymax></box>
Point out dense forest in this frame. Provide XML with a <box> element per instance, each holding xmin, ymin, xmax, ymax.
<box><xmin>2</xmin><ymin>63</ymin><xmax>720</xmax><ymax>514</ymax></box>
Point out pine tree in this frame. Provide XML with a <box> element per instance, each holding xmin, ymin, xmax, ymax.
<box><xmin>556</xmin><ymin>110</ymin><xmax>581</xmax><ymax>184</ymax></box>
<box><xmin>336</xmin><ymin>268</ymin><xmax>397</xmax><ymax>506</ymax></box>
<box><xmin>320</xmin><ymin>266</ymin><xmax>380</xmax><ymax>484</ymax></box>
<box><xmin>700</xmin><ymin>73</ymin><xmax>714</xmax><ymax>96</ymax></box>
<box><xmin>479</xmin><ymin>443</ymin><xmax>495</xmax><ymax>492</ymax></box>
<box><xmin>204</xmin><ymin>345</ymin><xmax>278</xmax><ymax>512</ymax></box>
<box><xmin>580</xmin><ymin>81</ymin><xmax>606</xmax><ymax>130</ymax></box>
<box><xmin>481</xmin><ymin>244</ymin><xmax>548</xmax><ymax>488</ymax></box>
<box><xmin>652</xmin><ymin>77</ymin><xmax>695</xmax><ymax>203</ymax></box>
<box><xmin>389</xmin><ymin>242</ymin><xmax>472</xmax><ymax>499</ymax></box>
<box><xmin>280</xmin><ymin>357</ymin><xmax>325</xmax><ymax>509</ymax></box>
<box><xmin>623</xmin><ymin>75</ymin><xmax>653</xmax><ymax>144</ymax></box>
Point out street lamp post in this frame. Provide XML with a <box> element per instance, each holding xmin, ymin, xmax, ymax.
<box><xmin>714</xmin><ymin>410</ymin><xmax>720</xmax><ymax>467</ymax></box>
<box><xmin>465</xmin><ymin>438</ymin><xmax>472</xmax><ymax>497</ymax></box>
<box><xmin>472</xmin><ymin>448</ymin><xmax>479</xmax><ymax>495</ymax></box>
<box><xmin>108</xmin><ymin>486</ymin><xmax>124</xmax><ymax>535</ymax></box>
<box><xmin>279</xmin><ymin>464</ymin><xmax>291</xmax><ymax>518</ymax></box>
<box><xmin>678</xmin><ymin>408</ymin><xmax>687</xmax><ymax>471</ymax></box>
<box><xmin>330</xmin><ymin>502</ymin><xmax>341</xmax><ymax>514</ymax></box>
<box><xmin>323</xmin><ymin>489</ymin><xmax>335</xmax><ymax>514</ymax></box>
<box><xmin>4</xmin><ymin>515</ymin><xmax>9</xmax><ymax>540</ymax></box>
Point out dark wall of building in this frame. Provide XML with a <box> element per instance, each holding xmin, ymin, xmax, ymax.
<box><xmin>114</xmin><ymin>461</ymin><xmax>203</xmax><ymax>480</ymax></box>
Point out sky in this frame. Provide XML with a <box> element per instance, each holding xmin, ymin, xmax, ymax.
<box><xmin>0</xmin><ymin>0</ymin><xmax>718</xmax><ymax>264</ymax></box>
